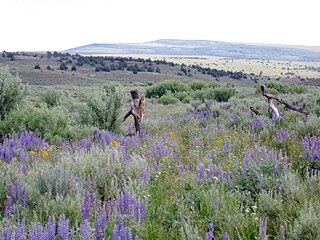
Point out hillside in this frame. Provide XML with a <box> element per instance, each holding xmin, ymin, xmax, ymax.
<box><xmin>66</xmin><ymin>39</ymin><xmax>320</xmax><ymax>62</ymax></box>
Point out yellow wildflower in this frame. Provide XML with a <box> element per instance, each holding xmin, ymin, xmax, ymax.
<box><xmin>31</xmin><ymin>151</ymin><xmax>37</xmax><ymax>155</ymax></box>
<box><xmin>41</xmin><ymin>151</ymin><xmax>49</xmax><ymax>159</ymax></box>
<box><xmin>110</xmin><ymin>141</ymin><xmax>121</xmax><ymax>147</ymax></box>
<box><xmin>169</xmin><ymin>131</ymin><xmax>175</xmax><ymax>139</ymax></box>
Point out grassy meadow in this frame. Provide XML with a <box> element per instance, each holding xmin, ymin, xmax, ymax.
<box><xmin>0</xmin><ymin>52</ymin><xmax>320</xmax><ymax>239</ymax></box>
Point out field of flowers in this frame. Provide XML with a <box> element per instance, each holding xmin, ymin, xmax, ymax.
<box><xmin>1</xmin><ymin>67</ymin><xmax>320</xmax><ymax>239</ymax></box>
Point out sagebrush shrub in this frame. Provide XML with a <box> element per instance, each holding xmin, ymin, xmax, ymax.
<box><xmin>0</xmin><ymin>67</ymin><xmax>25</xmax><ymax>120</ymax></box>
<box><xmin>158</xmin><ymin>93</ymin><xmax>179</xmax><ymax>105</ymax></box>
<box><xmin>40</xmin><ymin>90</ymin><xmax>61</xmax><ymax>107</ymax></box>
<box><xmin>145</xmin><ymin>80</ymin><xmax>189</xmax><ymax>98</ymax></box>
<box><xmin>85</xmin><ymin>84</ymin><xmax>124</xmax><ymax>132</ymax></box>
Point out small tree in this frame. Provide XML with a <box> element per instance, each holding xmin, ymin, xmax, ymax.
<box><xmin>59</xmin><ymin>62</ymin><xmax>68</xmax><ymax>71</ymax></box>
<box><xmin>0</xmin><ymin>67</ymin><xmax>25</xmax><ymax>120</ymax></box>
<box><xmin>34</xmin><ymin>64</ymin><xmax>41</xmax><ymax>70</ymax></box>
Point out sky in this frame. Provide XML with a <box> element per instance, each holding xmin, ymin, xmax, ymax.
<box><xmin>0</xmin><ymin>0</ymin><xmax>319</xmax><ymax>51</ymax></box>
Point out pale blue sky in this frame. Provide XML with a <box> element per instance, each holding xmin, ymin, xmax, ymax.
<box><xmin>1</xmin><ymin>0</ymin><xmax>319</xmax><ymax>51</ymax></box>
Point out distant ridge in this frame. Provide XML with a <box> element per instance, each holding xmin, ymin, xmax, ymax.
<box><xmin>66</xmin><ymin>39</ymin><xmax>320</xmax><ymax>62</ymax></box>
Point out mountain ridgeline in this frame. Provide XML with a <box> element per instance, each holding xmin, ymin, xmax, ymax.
<box><xmin>66</xmin><ymin>39</ymin><xmax>320</xmax><ymax>62</ymax></box>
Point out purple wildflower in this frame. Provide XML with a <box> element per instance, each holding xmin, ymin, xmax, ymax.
<box><xmin>196</xmin><ymin>164</ymin><xmax>205</xmax><ymax>182</ymax></box>
<box><xmin>82</xmin><ymin>193</ymin><xmax>91</xmax><ymax>221</ymax></box>
<box><xmin>58</xmin><ymin>214</ymin><xmax>70</xmax><ymax>240</ymax></box>
<box><xmin>46</xmin><ymin>215</ymin><xmax>56</xmax><ymax>240</ymax></box>
<box><xmin>223</xmin><ymin>232</ymin><xmax>229</xmax><ymax>240</ymax></box>
<box><xmin>80</xmin><ymin>220</ymin><xmax>93</xmax><ymax>240</ymax></box>
<box><xmin>259</xmin><ymin>218</ymin><xmax>268</xmax><ymax>240</ymax></box>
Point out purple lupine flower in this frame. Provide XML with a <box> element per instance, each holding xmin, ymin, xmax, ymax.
<box><xmin>225</xmin><ymin>169</ymin><xmax>232</xmax><ymax>189</ymax></box>
<box><xmin>21</xmin><ymin>186</ymin><xmax>27</xmax><ymax>208</ymax></box>
<box><xmin>112</xmin><ymin>225</ymin><xmax>119</xmax><ymax>240</ymax></box>
<box><xmin>80</xmin><ymin>220</ymin><xmax>93</xmax><ymax>240</ymax></box>
<box><xmin>14</xmin><ymin>221</ymin><xmax>26</xmax><ymax>240</ymax></box>
<box><xmin>82</xmin><ymin>193</ymin><xmax>91</xmax><ymax>221</ymax></box>
<box><xmin>46</xmin><ymin>215</ymin><xmax>56</xmax><ymax>240</ymax></box>
<box><xmin>15</xmin><ymin>180</ymin><xmax>20</xmax><ymax>204</ymax></box>
<box><xmin>127</xmin><ymin>229</ymin><xmax>133</xmax><ymax>240</ymax></box>
<box><xmin>5</xmin><ymin>195</ymin><xmax>12</xmax><ymax>218</ymax></box>
<box><xmin>302</xmin><ymin>136</ymin><xmax>320</xmax><ymax>161</ymax></box>
<box><xmin>58</xmin><ymin>214</ymin><xmax>70</xmax><ymax>240</ymax></box>
<box><xmin>259</xmin><ymin>218</ymin><xmax>268</xmax><ymax>240</ymax></box>
<box><xmin>206</xmin><ymin>151</ymin><xmax>212</xmax><ymax>160</ymax></box>
<box><xmin>95</xmin><ymin>206</ymin><xmax>107</xmax><ymax>240</ymax></box>
<box><xmin>153</xmin><ymin>161</ymin><xmax>159</xmax><ymax>172</ymax></box>
<box><xmin>196</xmin><ymin>164</ymin><xmax>205</xmax><ymax>182</ymax></box>
<box><xmin>141</xmin><ymin>165</ymin><xmax>150</xmax><ymax>182</ymax></box>
<box><xmin>278</xmin><ymin>184</ymin><xmax>283</xmax><ymax>194</ymax></box>
<box><xmin>276</xmin><ymin>129</ymin><xmax>290</xmax><ymax>143</ymax></box>
<box><xmin>223</xmin><ymin>141</ymin><xmax>231</xmax><ymax>152</ymax></box>
<box><xmin>8</xmin><ymin>182</ymin><xmax>14</xmax><ymax>200</ymax></box>
<box><xmin>29</xmin><ymin>223</ymin><xmax>45</xmax><ymax>240</ymax></box>
<box><xmin>205</xmin><ymin>223</ymin><xmax>214</xmax><ymax>240</ymax></box>
<box><xmin>1</xmin><ymin>225</ymin><xmax>12</xmax><ymax>240</ymax></box>
<box><xmin>120</xmin><ymin>226</ymin><xmax>126</xmax><ymax>240</ymax></box>
<box><xmin>274</xmin><ymin>160</ymin><xmax>279</xmax><ymax>180</ymax></box>
<box><xmin>223</xmin><ymin>232</ymin><xmax>229</xmax><ymax>240</ymax></box>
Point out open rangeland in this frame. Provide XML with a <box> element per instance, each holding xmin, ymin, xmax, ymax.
<box><xmin>1</xmin><ymin>52</ymin><xmax>320</xmax><ymax>239</ymax></box>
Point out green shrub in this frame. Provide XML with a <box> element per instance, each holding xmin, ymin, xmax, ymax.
<box><xmin>146</xmin><ymin>80</ymin><xmax>189</xmax><ymax>98</ymax></box>
<box><xmin>207</xmin><ymin>82</ymin><xmax>221</xmax><ymax>89</ymax></box>
<box><xmin>0</xmin><ymin>67</ymin><xmax>25</xmax><ymax>120</ymax></box>
<box><xmin>85</xmin><ymin>84</ymin><xmax>124</xmax><ymax>132</ymax></box>
<box><xmin>174</xmin><ymin>91</ymin><xmax>192</xmax><ymax>103</ymax></box>
<box><xmin>189</xmin><ymin>81</ymin><xmax>208</xmax><ymax>91</ymax></box>
<box><xmin>289</xmin><ymin>204</ymin><xmax>320</xmax><ymax>240</ymax></box>
<box><xmin>212</xmin><ymin>87</ymin><xmax>235</xmax><ymax>102</ymax></box>
<box><xmin>0</xmin><ymin>104</ymin><xmax>72</xmax><ymax>142</ymax></box>
<box><xmin>256</xmin><ymin>81</ymin><xmax>306</xmax><ymax>95</ymax></box>
<box><xmin>158</xmin><ymin>93</ymin><xmax>179</xmax><ymax>105</ymax></box>
<box><xmin>39</xmin><ymin>90</ymin><xmax>61</xmax><ymax>107</ymax></box>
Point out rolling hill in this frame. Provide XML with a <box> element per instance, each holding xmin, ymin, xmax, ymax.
<box><xmin>66</xmin><ymin>39</ymin><xmax>320</xmax><ymax>62</ymax></box>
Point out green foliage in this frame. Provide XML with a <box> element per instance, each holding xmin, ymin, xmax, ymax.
<box><xmin>256</xmin><ymin>81</ymin><xmax>307</xmax><ymax>94</ymax></box>
<box><xmin>145</xmin><ymin>80</ymin><xmax>190</xmax><ymax>98</ymax></box>
<box><xmin>289</xmin><ymin>204</ymin><xmax>320</xmax><ymax>239</ymax></box>
<box><xmin>234</xmin><ymin>163</ymin><xmax>281</xmax><ymax>201</ymax></box>
<box><xmin>193</xmin><ymin>87</ymin><xmax>235</xmax><ymax>103</ymax></box>
<box><xmin>212</xmin><ymin>87</ymin><xmax>235</xmax><ymax>102</ymax></box>
<box><xmin>39</xmin><ymin>90</ymin><xmax>61</xmax><ymax>107</ymax></box>
<box><xmin>189</xmin><ymin>81</ymin><xmax>208</xmax><ymax>91</ymax></box>
<box><xmin>0</xmin><ymin>104</ymin><xmax>71</xmax><ymax>142</ymax></box>
<box><xmin>85</xmin><ymin>84</ymin><xmax>124</xmax><ymax>132</ymax></box>
<box><xmin>174</xmin><ymin>91</ymin><xmax>192</xmax><ymax>103</ymax></box>
<box><xmin>158</xmin><ymin>93</ymin><xmax>179</xmax><ymax>105</ymax></box>
<box><xmin>0</xmin><ymin>67</ymin><xmax>25</xmax><ymax>120</ymax></box>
